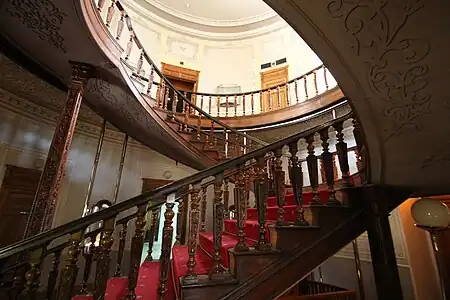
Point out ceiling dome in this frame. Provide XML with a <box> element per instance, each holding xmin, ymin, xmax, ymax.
<box><xmin>125</xmin><ymin>0</ymin><xmax>285</xmax><ymax>38</ymax></box>
<box><xmin>144</xmin><ymin>0</ymin><xmax>277</xmax><ymax>26</ymax></box>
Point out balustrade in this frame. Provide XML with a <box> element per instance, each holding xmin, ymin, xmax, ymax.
<box><xmin>0</xmin><ymin>1</ymin><xmax>363</xmax><ymax>298</ymax></box>
<box><xmin>0</xmin><ymin>110</ymin><xmax>361</xmax><ymax>298</ymax></box>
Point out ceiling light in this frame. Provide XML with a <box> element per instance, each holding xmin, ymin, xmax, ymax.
<box><xmin>186</xmin><ymin>3</ymin><xmax>190</xmax><ymax>8</ymax></box>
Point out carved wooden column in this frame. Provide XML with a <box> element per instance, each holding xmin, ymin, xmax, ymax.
<box><xmin>289</xmin><ymin>142</ymin><xmax>308</xmax><ymax>225</ymax></box>
<box><xmin>25</xmin><ymin>62</ymin><xmax>92</xmax><ymax>235</ymax></box>
<box><xmin>334</xmin><ymin>121</ymin><xmax>352</xmax><ymax>187</ymax></box>
<box><xmin>186</xmin><ymin>184</ymin><xmax>201</xmax><ymax>277</ymax></box>
<box><xmin>94</xmin><ymin>218</ymin><xmax>115</xmax><ymax>300</ymax></box>
<box><xmin>319</xmin><ymin>128</ymin><xmax>339</xmax><ymax>205</ymax></box>
<box><xmin>254</xmin><ymin>156</ymin><xmax>272</xmax><ymax>251</ymax></box>
<box><xmin>234</xmin><ymin>167</ymin><xmax>249</xmax><ymax>252</ymax></box>
<box><xmin>158</xmin><ymin>201</ymin><xmax>175</xmax><ymax>298</ymax></box>
<box><xmin>209</xmin><ymin>174</ymin><xmax>225</xmax><ymax>278</ymax></box>
<box><xmin>274</xmin><ymin>149</ymin><xmax>286</xmax><ymax>225</ymax></box>
<box><xmin>200</xmin><ymin>186</ymin><xmax>207</xmax><ymax>232</ymax></box>
<box><xmin>306</xmin><ymin>134</ymin><xmax>320</xmax><ymax>205</ymax></box>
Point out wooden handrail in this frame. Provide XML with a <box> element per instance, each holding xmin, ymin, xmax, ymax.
<box><xmin>115</xmin><ymin>1</ymin><xmax>268</xmax><ymax>147</ymax></box>
<box><xmin>0</xmin><ymin>112</ymin><xmax>352</xmax><ymax>260</ymax></box>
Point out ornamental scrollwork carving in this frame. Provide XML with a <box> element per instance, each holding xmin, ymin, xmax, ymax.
<box><xmin>327</xmin><ymin>0</ymin><xmax>430</xmax><ymax>140</ymax></box>
<box><xmin>6</xmin><ymin>0</ymin><xmax>67</xmax><ymax>53</ymax></box>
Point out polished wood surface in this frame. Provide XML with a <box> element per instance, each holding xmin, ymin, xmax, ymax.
<box><xmin>261</xmin><ymin>65</ymin><xmax>289</xmax><ymax>111</ymax></box>
<box><xmin>161</xmin><ymin>62</ymin><xmax>199</xmax><ymax>105</ymax></box>
<box><xmin>180</xmin><ymin>87</ymin><xmax>344</xmax><ymax>129</ymax></box>
<box><xmin>0</xmin><ymin>165</ymin><xmax>41</xmax><ymax>248</ymax></box>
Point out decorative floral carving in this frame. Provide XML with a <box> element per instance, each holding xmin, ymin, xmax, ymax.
<box><xmin>6</xmin><ymin>0</ymin><xmax>67</xmax><ymax>53</ymax></box>
<box><xmin>327</xmin><ymin>0</ymin><xmax>430</xmax><ymax>140</ymax></box>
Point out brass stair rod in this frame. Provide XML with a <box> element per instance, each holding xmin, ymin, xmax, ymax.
<box><xmin>352</xmin><ymin>239</ymin><xmax>366</xmax><ymax>300</ymax></box>
<box><xmin>82</xmin><ymin>119</ymin><xmax>107</xmax><ymax>217</ymax></box>
<box><xmin>112</xmin><ymin>134</ymin><xmax>129</xmax><ymax>204</ymax></box>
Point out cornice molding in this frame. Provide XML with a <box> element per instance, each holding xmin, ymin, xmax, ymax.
<box><xmin>145</xmin><ymin>0</ymin><xmax>278</xmax><ymax>28</ymax></box>
<box><xmin>124</xmin><ymin>0</ymin><xmax>287</xmax><ymax>41</ymax></box>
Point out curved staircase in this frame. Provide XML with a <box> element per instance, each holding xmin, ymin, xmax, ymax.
<box><xmin>0</xmin><ymin>109</ymin><xmax>411</xmax><ymax>299</ymax></box>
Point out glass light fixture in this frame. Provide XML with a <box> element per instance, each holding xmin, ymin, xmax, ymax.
<box><xmin>411</xmin><ymin>197</ymin><xmax>450</xmax><ymax>300</ymax></box>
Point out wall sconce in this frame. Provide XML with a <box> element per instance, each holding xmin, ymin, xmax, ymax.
<box><xmin>411</xmin><ymin>197</ymin><xmax>450</xmax><ymax>300</ymax></box>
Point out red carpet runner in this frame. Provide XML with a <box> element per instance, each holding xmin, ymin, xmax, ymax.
<box><xmin>73</xmin><ymin>190</ymin><xmax>332</xmax><ymax>299</ymax></box>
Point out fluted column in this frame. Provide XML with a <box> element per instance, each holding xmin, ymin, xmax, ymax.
<box><xmin>25</xmin><ymin>61</ymin><xmax>92</xmax><ymax>235</ymax></box>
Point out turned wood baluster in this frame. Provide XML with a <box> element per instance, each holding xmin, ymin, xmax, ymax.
<box><xmin>223</xmin><ymin>179</ymin><xmax>230</xmax><ymax>219</ymax></box>
<box><xmin>97</xmin><ymin>0</ymin><xmax>106</xmax><ymax>11</ymax></box>
<box><xmin>116</xmin><ymin>11</ymin><xmax>124</xmax><ymax>39</ymax></box>
<box><xmin>80</xmin><ymin>242</ymin><xmax>95</xmax><ymax>294</ymax></box>
<box><xmin>334</xmin><ymin>121</ymin><xmax>352</xmax><ymax>187</ymax></box>
<box><xmin>274</xmin><ymin>148</ymin><xmax>287</xmax><ymax>225</ymax></box>
<box><xmin>125</xmin><ymin>205</ymin><xmax>147</xmax><ymax>300</ymax></box>
<box><xmin>323</xmin><ymin>65</ymin><xmax>329</xmax><ymax>90</ymax></box>
<box><xmin>209</xmin><ymin>174</ymin><xmax>225</xmax><ymax>278</ymax></box>
<box><xmin>295</xmin><ymin>80</ymin><xmax>299</xmax><ymax>103</ymax></box>
<box><xmin>242</xmin><ymin>95</ymin><xmax>246</xmax><ymax>116</ymax></box>
<box><xmin>319</xmin><ymin>128</ymin><xmax>339</xmax><ymax>205</ymax></box>
<box><xmin>114</xmin><ymin>222</ymin><xmax>128</xmax><ymax>277</ymax></box>
<box><xmin>289</xmin><ymin>142</ymin><xmax>309</xmax><ymax>226</ymax></box>
<box><xmin>268</xmin><ymin>89</ymin><xmax>273</xmax><ymax>111</ymax></box>
<box><xmin>157</xmin><ymin>201</ymin><xmax>176</xmax><ymax>298</ymax></box>
<box><xmin>235</xmin><ymin>95</ymin><xmax>238</xmax><ymax>116</ymax></box>
<box><xmin>225</xmin><ymin>96</ymin><xmax>229</xmax><ymax>117</ymax></box>
<box><xmin>186</xmin><ymin>184</ymin><xmax>201</xmax><ymax>277</ymax></box>
<box><xmin>304</xmin><ymin>76</ymin><xmax>309</xmax><ymax>100</ymax></box>
<box><xmin>171</xmin><ymin>93</ymin><xmax>178</xmax><ymax>118</ymax></box>
<box><xmin>200</xmin><ymin>95</ymin><xmax>204</xmax><ymax>112</ymax></box>
<box><xmin>135</xmin><ymin>51</ymin><xmax>143</xmax><ymax>77</ymax></box>
<box><xmin>200</xmin><ymin>186</ymin><xmax>207</xmax><ymax>232</ymax></box>
<box><xmin>56</xmin><ymin>230</ymin><xmax>83</xmax><ymax>300</ymax></box>
<box><xmin>20</xmin><ymin>247</ymin><xmax>44</xmax><ymax>299</ymax></box>
<box><xmin>259</xmin><ymin>90</ymin><xmax>263</xmax><ymax>113</ymax></box>
<box><xmin>313</xmin><ymin>69</ymin><xmax>318</xmax><ymax>96</ymax></box>
<box><xmin>234</xmin><ymin>166</ymin><xmax>249</xmax><ymax>252</ymax></box>
<box><xmin>195</xmin><ymin>114</ymin><xmax>201</xmax><ymax>140</ymax></box>
<box><xmin>46</xmin><ymin>250</ymin><xmax>61</xmax><ymax>300</ymax></box>
<box><xmin>157</xmin><ymin>82</ymin><xmax>164</xmax><ymax>108</ymax></box>
<box><xmin>208</xmin><ymin>96</ymin><xmax>212</xmax><ymax>114</ymax></box>
<box><xmin>208</xmin><ymin>121</ymin><xmax>215</xmax><ymax>147</ymax></box>
<box><xmin>94</xmin><ymin>218</ymin><xmax>115</xmax><ymax>300</ymax></box>
<box><xmin>251</xmin><ymin>93</ymin><xmax>255</xmax><ymax>115</ymax></box>
<box><xmin>217</xmin><ymin>96</ymin><xmax>220</xmax><ymax>116</ymax></box>
<box><xmin>146</xmin><ymin>66</ymin><xmax>154</xmax><ymax>96</ymax></box>
<box><xmin>125</xmin><ymin>34</ymin><xmax>133</xmax><ymax>60</ymax></box>
<box><xmin>277</xmin><ymin>86</ymin><xmax>281</xmax><ymax>108</ymax></box>
<box><xmin>163</xmin><ymin>87</ymin><xmax>169</xmax><ymax>110</ymax></box>
<box><xmin>175</xmin><ymin>199</ymin><xmax>184</xmax><ymax>245</ymax></box>
<box><xmin>306</xmin><ymin>135</ymin><xmax>320</xmax><ymax>205</ymax></box>
<box><xmin>106</xmin><ymin>0</ymin><xmax>115</xmax><ymax>27</ymax></box>
<box><xmin>190</xmin><ymin>94</ymin><xmax>196</xmax><ymax>115</ymax></box>
<box><xmin>286</xmin><ymin>83</ymin><xmax>290</xmax><ymax>106</ymax></box>
<box><xmin>146</xmin><ymin>208</ymin><xmax>160</xmax><ymax>259</ymax></box>
<box><xmin>254</xmin><ymin>156</ymin><xmax>272</xmax><ymax>251</ymax></box>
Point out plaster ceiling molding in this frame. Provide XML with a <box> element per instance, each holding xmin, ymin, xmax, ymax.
<box><xmin>121</xmin><ymin>0</ymin><xmax>287</xmax><ymax>41</ymax></box>
<box><xmin>166</xmin><ymin>36</ymin><xmax>199</xmax><ymax>60</ymax></box>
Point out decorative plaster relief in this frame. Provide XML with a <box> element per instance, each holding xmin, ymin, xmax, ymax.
<box><xmin>327</xmin><ymin>0</ymin><xmax>430</xmax><ymax>141</ymax></box>
<box><xmin>5</xmin><ymin>0</ymin><xmax>67</xmax><ymax>53</ymax></box>
<box><xmin>167</xmin><ymin>36</ymin><xmax>199</xmax><ymax>60</ymax></box>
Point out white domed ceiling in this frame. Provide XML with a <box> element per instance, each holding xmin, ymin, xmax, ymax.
<box><xmin>125</xmin><ymin>0</ymin><xmax>284</xmax><ymax>37</ymax></box>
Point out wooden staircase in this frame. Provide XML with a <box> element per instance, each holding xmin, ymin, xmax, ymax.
<box><xmin>0</xmin><ymin>111</ymin><xmax>411</xmax><ymax>300</ymax></box>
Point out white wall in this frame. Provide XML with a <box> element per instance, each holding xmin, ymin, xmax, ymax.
<box><xmin>105</xmin><ymin>1</ymin><xmax>323</xmax><ymax>94</ymax></box>
<box><xmin>0</xmin><ymin>89</ymin><xmax>196</xmax><ymax>228</ymax></box>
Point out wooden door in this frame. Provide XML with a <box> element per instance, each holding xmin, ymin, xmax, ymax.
<box><xmin>261</xmin><ymin>65</ymin><xmax>289</xmax><ymax>111</ymax></box>
<box><xmin>0</xmin><ymin>165</ymin><xmax>41</xmax><ymax>248</ymax></box>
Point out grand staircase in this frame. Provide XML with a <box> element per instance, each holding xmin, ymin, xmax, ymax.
<box><xmin>0</xmin><ymin>108</ymin><xmax>410</xmax><ymax>299</ymax></box>
<box><xmin>0</xmin><ymin>0</ymin><xmax>414</xmax><ymax>299</ymax></box>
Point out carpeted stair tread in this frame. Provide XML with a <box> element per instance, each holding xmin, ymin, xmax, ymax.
<box><xmin>224</xmin><ymin>219</ymin><xmax>273</xmax><ymax>241</ymax></box>
<box><xmin>135</xmin><ymin>261</ymin><xmax>175</xmax><ymax>300</ymax></box>
<box><xmin>198</xmin><ymin>232</ymin><xmax>256</xmax><ymax>268</ymax></box>
<box><xmin>266</xmin><ymin>190</ymin><xmax>330</xmax><ymax>207</ymax></box>
<box><xmin>172</xmin><ymin>245</ymin><xmax>213</xmax><ymax>279</ymax></box>
<box><xmin>72</xmin><ymin>277</ymin><xmax>128</xmax><ymax>300</ymax></box>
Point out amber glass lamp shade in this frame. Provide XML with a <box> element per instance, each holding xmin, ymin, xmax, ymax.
<box><xmin>411</xmin><ymin>198</ymin><xmax>450</xmax><ymax>229</ymax></box>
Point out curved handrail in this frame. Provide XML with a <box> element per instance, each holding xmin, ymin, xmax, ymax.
<box><xmin>0</xmin><ymin>111</ymin><xmax>353</xmax><ymax>259</ymax></box>
<box><xmin>111</xmin><ymin>1</ymin><xmax>267</xmax><ymax>146</ymax></box>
